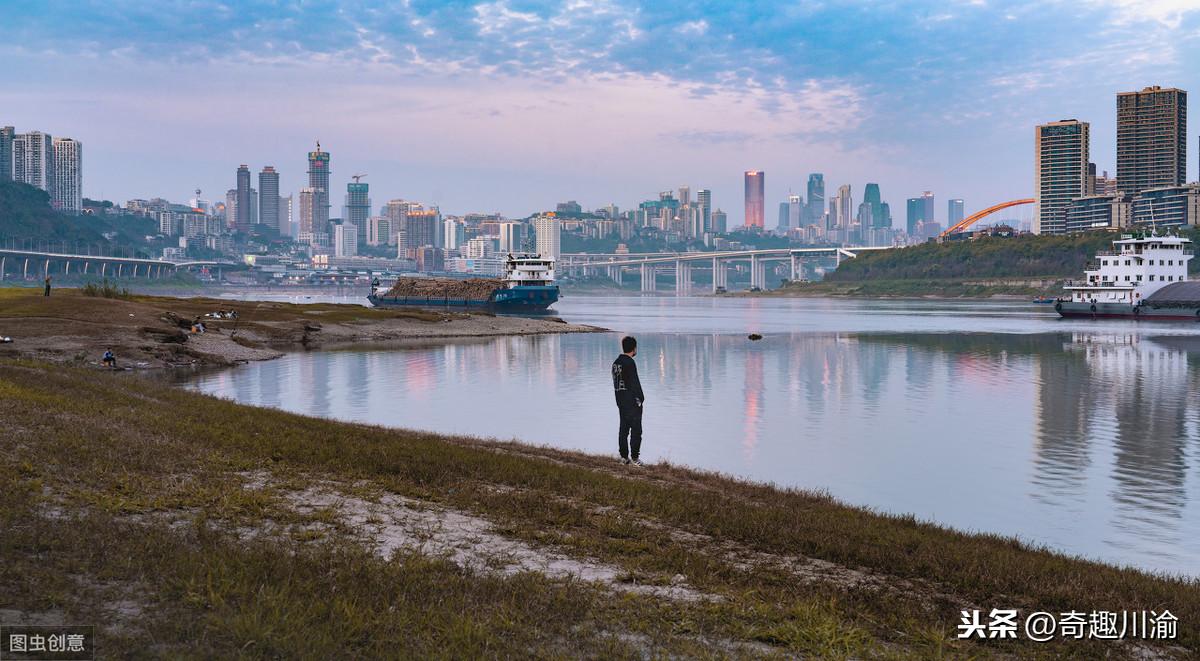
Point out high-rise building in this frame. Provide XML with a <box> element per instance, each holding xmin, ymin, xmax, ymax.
<box><xmin>498</xmin><ymin>221</ymin><xmax>523</xmax><ymax>253</ymax></box>
<box><xmin>258</xmin><ymin>166</ymin><xmax>280</xmax><ymax>231</ymax></box>
<box><xmin>234</xmin><ymin>164</ymin><xmax>252</xmax><ymax>232</ymax></box>
<box><xmin>225</xmin><ymin>189</ymin><xmax>237</xmax><ymax>231</ymax></box>
<box><xmin>833</xmin><ymin>184</ymin><xmax>853</xmax><ymax>229</ymax></box>
<box><xmin>533</xmin><ymin>215</ymin><xmax>561</xmax><ymax>260</ymax></box>
<box><xmin>0</xmin><ymin>126</ymin><xmax>13</xmax><ymax>181</ymax></box>
<box><xmin>678</xmin><ymin>185</ymin><xmax>691</xmax><ymax>207</ymax></box>
<box><xmin>12</xmin><ymin>131</ymin><xmax>53</xmax><ymax>194</ymax></box>
<box><xmin>402</xmin><ymin>209</ymin><xmax>441</xmax><ymax>251</ymax></box>
<box><xmin>442</xmin><ymin>217</ymin><xmax>465</xmax><ymax>251</ymax></box>
<box><xmin>805</xmin><ymin>173</ymin><xmax>825</xmax><ymax>226</ymax></box>
<box><xmin>51</xmin><ymin>137</ymin><xmax>82</xmax><ymax>212</ymax></box>
<box><xmin>712</xmin><ymin>208</ymin><xmax>728</xmax><ymax>234</ymax></box>
<box><xmin>367</xmin><ymin>216</ymin><xmax>389</xmax><ymax>246</ymax></box>
<box><xmin>743</xmin><ymin>170</ymin><xmax>764</xmax><ymax>229</ymax></box>
<box><xmin>298</xmin><ymin>187</ymin><xmax>316</xmax><ymax>236</ymax></box>
<box><xmin>788</xmin><ymin>194</ymin><xmax>802</xmax><ymax>229</ymax></box>
<box><xmin>345</xmin><ymin>181</ymin><xmax>370</xmax><ymax>252</ymax></box>
<box><xmin>384</xmin><ymin>199</ymin><xmax>411</xmax><ymax>246</ymax></box>
<box><xmin>307</xmin><ymin>141</ymin><xmax>331</xmax><ymax>234</ymax></box>
<box><xmin>1035</xmin><ymin>119</ymin><xmax>1089</xmax><ymax>235</ymax></box>
<box><xmin>280</xmin><ymin>194</ymin><xmax>293</xmax><ymax>237</ymax></box>
<box><xmin>906</xmin><ymin>197</ymin><xmax>923</xmax><ymax>235</ymax></box>
<box><xmin>334</xmin><ymin>221</ymin><xmax>358</xmax><ymax>257</ymax></box>
<box><xmin>1116</xmin><ymin>86</ymin><xmax>1186</xmax><ymax>196</ymax></box>
<box><xmin>777</xmin><ymin>201</ymin><xmax>790</xmax><ymax>231</ymax></box>
<box><xmin>696</xmin><ymin>189</ymin><xmax>712</xmax><ymax>232</ymax></box>
<box><xmin>948</xmin><ymin>199</ymin><xmax>964</xmax><ymax>229</ymax></box>
<box><xmin>857</xmin><ymin>183</ymin><xmax>887</xmax><ymax>228</ymax></box>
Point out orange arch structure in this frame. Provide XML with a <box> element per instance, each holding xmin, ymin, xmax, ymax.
<box><xmin>939</xmin><ymin>198</ymin><xmax>1034</xmax><ymax>238</ymax></box>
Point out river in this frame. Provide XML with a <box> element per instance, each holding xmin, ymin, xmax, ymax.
<box><xmin>180</xmin><ymin>295</ymin><xmax>1200</xmax><ymax>576</ymax></box>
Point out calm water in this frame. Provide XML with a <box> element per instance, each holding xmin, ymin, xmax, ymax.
<box><xmin>182</xmin><ymin>295</ymin><xmax>1200</xmax><ymax>576</ymax></box>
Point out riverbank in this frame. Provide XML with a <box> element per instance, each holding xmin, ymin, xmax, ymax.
<box><xmin>738</xmin><ymin>277</ymin><xmax>1064</xmax><ymax>299</ymax></box>
<box><xmin>0</xmin><ymin>288</ymin><xmax>600</xmax><ymax>369</ymax></box>
<box><xmin>1</xmin><ymin>360</ymin><xmax>1195</xmax><ymax>658</ymax></box>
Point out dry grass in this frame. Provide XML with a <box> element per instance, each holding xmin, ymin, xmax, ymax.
<box><xmin>0</xmin><ymin>360</ymin><xmax>1196</xmax><ymax>658</ymax></box>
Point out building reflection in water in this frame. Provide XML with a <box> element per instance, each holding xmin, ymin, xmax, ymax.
<box><xmin>183</xmin><ymin>328</ymin><xmax>1200</xmax><ymax>574</ymax></box>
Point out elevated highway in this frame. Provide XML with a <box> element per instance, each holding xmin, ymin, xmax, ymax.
<box><xmin>0</xmin><ymin>248</ymin><xmax>227</xmax><ymax>281</ymax></box>
<box><xmin>560</xmin><ymin>246</ymin><xmax>895</xmax><ymax>293</ymax></box>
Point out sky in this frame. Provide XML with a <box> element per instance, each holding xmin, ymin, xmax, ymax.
<box><xmin>4</xmin><ymin>0</ymin><xmax>1200</xmax><ymax>226</ymax></box>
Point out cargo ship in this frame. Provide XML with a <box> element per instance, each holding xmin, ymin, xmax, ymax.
<box><xmin>1056</xmin><ymin>232</ymin><xmax>1199</xmax><ymax>319</ymax></box>
<box><xmin>368</xmin><ymin>253</ymin><xmax>559</xmax><ymax>312</ymax></box>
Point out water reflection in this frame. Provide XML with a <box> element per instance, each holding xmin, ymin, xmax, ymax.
<box><xmin>182</xmin><ymin>327</ymin><xmax>1200</xmax><ymax>575</ymax></box>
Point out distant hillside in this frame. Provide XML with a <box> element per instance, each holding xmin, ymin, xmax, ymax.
<box><xmin>0</xmin><ymin>181</ymin><xmax>156</xmax><ymax>251</ymax></box>
<box><xmin>825</xmin><ymin>231</ymin><xmax>1200</xmax><ymax>282</ymax></box>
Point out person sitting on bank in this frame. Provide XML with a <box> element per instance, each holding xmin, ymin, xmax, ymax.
<box><xmin>102</xmin><ymin>349</ymin><xmax>116</xmax><ymax>369</ymax></box>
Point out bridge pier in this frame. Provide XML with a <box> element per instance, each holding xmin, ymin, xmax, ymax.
<box><xmin>711</xmin><ymin>257</ymin><xmax>728</xmax><ymax>293</ymax></box>
<box><xmin>117</xmin><ymin>263</ymin><xmax>123</xmax><ymax>278</ymax></box>
<box><xmin>750</xmin><ymin>254</ymin><xmax>762</xmax><ymax>290</ymax></box>
<box><xmin>640</xmin><ymin>263</ymin><xmax>656</xmax><ymax>292</ymax></box>
<box><xmin>608</xmin><ymin>265</ymin><xmax>621</xmax><ymax>285</ymax></box>
<box><xmin>790</xmin><ymin>255</ymin><xmax>800</xmax><ymax>281</ymax></box>
<box><xmin>675</xmin><ymin>260</ymin><xmax>691</xmax><ymax>295</ymax></box>
<box><xmin>23</xmin><ymin>258</ymin><xmax>29</xmax><ymax>279</ymax></box>
<box><xmin>0</xmin><ymin>256</ymin><xmax>5</xmax><ymax>281</ymax></box>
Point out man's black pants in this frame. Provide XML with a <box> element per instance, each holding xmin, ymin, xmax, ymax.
<box><xmin>617</xmin><ymin>404</ymin><xmax>642</xmax><ymax>460</ymax></box>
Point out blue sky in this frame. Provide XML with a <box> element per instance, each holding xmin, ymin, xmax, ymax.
<box><xmin>5</xmin><ymin>0</ymin><xmax>1200</xmax><ymax>225</ymax></box>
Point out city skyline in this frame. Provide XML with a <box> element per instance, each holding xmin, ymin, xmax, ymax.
<box><xmin>7</xmin><ymin>1</ymin><xmax>1200</xmax><ymax>224</ymax></box>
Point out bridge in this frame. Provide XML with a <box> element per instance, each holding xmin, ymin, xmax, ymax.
<box><xmin>560</xmin><ymin>246</ymin><xmax>894</xmax><ymax>294</ymax></box>
<box><xmin>940</xmin><ymin>199</ymin><xmax>1034</xmax><ymax>238</ymax></box>
<box><xmin>0</xmin><ymin>248</ymin><xmax>227</xmax><ymax>281</ymax></box>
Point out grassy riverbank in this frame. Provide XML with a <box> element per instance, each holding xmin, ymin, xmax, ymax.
<box><xmin>0</xmin><ymin>288</ymin><xmax>597</xmax><ymax>368</ymax></box>
<box><xmin>2</xmin><ymin>360</ymin><xmax>1196</xmax><ymax>658</ymax></box>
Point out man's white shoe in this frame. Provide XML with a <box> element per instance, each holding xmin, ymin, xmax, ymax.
<box><xmin>631</xmin><ymin>459</ymin><xmax>644</xmax><ymax>467</ymax></box>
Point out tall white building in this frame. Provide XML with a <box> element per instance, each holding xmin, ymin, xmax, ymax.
<box><xmin>833</xmin><ymin>185</ymin><xmax>853</xmax><ymax>229</ymax></box>
<box><xmin>1035</xmin><ymin>119</ymin><xmax>1090</xmax><ymax>235</ymax></box>
<box><xmin>533</xmin><ymin>215</ymin><xmax>561</xmax><ymax>260</ymax></box>
<box><xmin>498</xmin><ymin>221</ymin><xmax>523</xmax><ymax>253</ymax></box>
<box><xmin>51</xmin><ymin>137</ymin><xmax>82</xmax><ymax>212</ymax></box>
<box><xmin>788</xmin><ymin>194</ymin><xmax>802</xmax><ymax>229</ymax></box>
<box><xmin>443</xmin><ymin>217</ymin><xmax>465</xmax><ymax>250</ymax></box>
<box><xmin>12</xmin><ymin>131</ymin><xmax>53</xmax><ymax>195</ymax></box>
<box><xmin>334</xmin><ymin>221</ymin><xmax>358</xmax><ymax>257</ymax></box>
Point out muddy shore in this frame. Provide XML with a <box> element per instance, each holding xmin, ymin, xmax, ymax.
<box><xmin>0</xmin><ymin>288</ymin><xmax>602</xmax><ymax>369</ymax></box>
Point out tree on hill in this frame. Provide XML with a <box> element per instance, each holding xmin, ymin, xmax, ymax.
<box><xmin>0</xmin><ymin>181</ymin><xmax>157</xmax><ymax>253</ymax></box>
<box><xmin>826</xmin><ymin>231</ymin><xmax>1200</xmax><ymax>282</ymax></box>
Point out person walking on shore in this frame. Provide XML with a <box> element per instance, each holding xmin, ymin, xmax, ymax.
<box><xmin>612</xmin><ymin>335</ymin><xmax>645</xmax><ymax>466</ymax></box>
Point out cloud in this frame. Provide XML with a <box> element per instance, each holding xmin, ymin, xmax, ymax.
<box><xmin>1084</xmin><ymin>0</ymin><xmax>1200</xmax><ymax>28</ymax></box>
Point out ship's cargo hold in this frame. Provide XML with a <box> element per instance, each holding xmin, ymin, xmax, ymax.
<box><xmin>382</xmin><ymin>277</ymin><xmax>504</xmax><ymax>300</ymax></box>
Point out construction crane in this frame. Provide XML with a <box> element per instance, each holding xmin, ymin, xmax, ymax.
<box><xmin>351</xmin><ymin>173</ymin><xmax>367</xmax><ymax>183</ymax></box>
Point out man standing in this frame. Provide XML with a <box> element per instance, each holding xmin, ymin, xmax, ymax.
<box><xmin>611</xmin><ymin>335</ymin><xmax>645</xmax><ymax>466</ymax></box>
<box><xmin>43</xmin><ymin>276</ymin><xmax>51</xmax><ymax>297</ymax></box>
